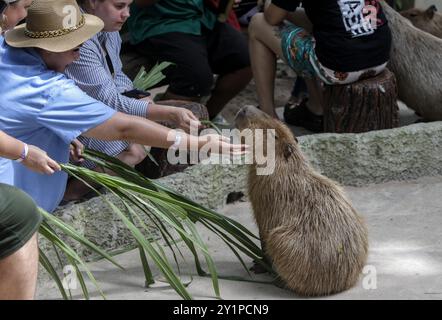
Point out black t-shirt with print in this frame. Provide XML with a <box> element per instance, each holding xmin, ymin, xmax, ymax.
<box><xmin>272</xmin><ymin>0</ymin><xmax>392</xmax><ymax>72</ymax></box>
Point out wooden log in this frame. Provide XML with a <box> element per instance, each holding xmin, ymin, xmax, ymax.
<box><xmin>323</xmin><ymin>69</ymin><xmax>399</xmax><ymax>133</ymax></box>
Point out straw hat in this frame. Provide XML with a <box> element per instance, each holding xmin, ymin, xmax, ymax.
<box><xmin>5</xmin><ymin>0</ymin><xmax>103</xmax><ymax>52</ymax></box>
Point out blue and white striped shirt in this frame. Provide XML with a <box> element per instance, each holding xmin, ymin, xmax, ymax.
<box><xmin>65</xmin><ymin>31</ymin><xmax>149</xmax><ymax>167</ymax></box>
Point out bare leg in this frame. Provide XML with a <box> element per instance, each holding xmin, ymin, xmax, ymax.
<box><xmin>248</xmin><ymin>13</ymin><xmax>284</xmax><ymax>118</ymax></box>
<box><xmin>0</xmin><ymin>233</ymin><xmax>39</xmax><ymax>300</ymax></box>
<box><xmin>304</xmin><ymin>78</ymin><xmax>325</xmax><ymax>116</ymax></box>
<box><xmin>206</xmin><ymin>67</ymin><xmax>253</xmax><ymax>119</ymax></box>
<box><xmin>249</xmin><ymin>11</ymin><xmax>325</xmax><ymax>117</ymax></box>
<box><xmin>63</xmin><ymin>144</ymin><xmax>147</xmax><ymax>202</ymax></box>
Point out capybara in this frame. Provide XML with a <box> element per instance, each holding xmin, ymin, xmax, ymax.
<box><xmin>382</xmin><ymin>1</ymin><xmax>442</xmax><ymax>120</ymax></box>
<box><xmin>401</xmin><ymin>5</ymin><xmax>442</xmax><ymax>39</ymax></box>
<box><xmin>235</xmin><ymin>105</ymin><xmax>369</xmax><ymax>297</ymax></box>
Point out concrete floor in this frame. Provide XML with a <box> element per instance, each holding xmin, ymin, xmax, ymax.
<box><xmin>37</xmin><ymin>175</ymin><xmax>442</xmax><ymax>300</ymax></box>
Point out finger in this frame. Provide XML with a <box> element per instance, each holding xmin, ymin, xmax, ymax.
<box><xmin>48</xmin><ymin>159</ymin><xmax>61</xmax><ymax>171</ymax></box>
<box><xmin>189</xmin><ymin>119</ymin><xmax>201</xmax><ymax>129</ymax></box>
<box><xmin>230</xmin><ymin>150</ymin><xmax>251</xmax><ymax>156</ymax></box>
<box><xmin>229</xmin><ymin>143</ymin><xmax>250</xmax><ymax>151</ymax></box>
<box><xmin>75</xmin><ymin>146</ymin><xmax>83</xmax><ymax>156</ymax></box>
<box><xmin>43</xmin><ymin>165</ymin><xmax>55</xmax><ymax>175</ymax></box>
<box><xmin>188</xmin><ymin>112</ymin><xmax>199</xmax><ymax>122</ymax></box>
<box><xmin>218</xmin><ymin>135</ymin><xmax>231</xmax><ymax>143</ymax></box>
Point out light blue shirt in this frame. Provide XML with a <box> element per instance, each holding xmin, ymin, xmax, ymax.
<box><xmin>0</xmin><ymin>37</ymin><xmax>116</xmax><ymax>212</ymax></box>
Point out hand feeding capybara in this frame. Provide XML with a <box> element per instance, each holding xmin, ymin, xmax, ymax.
<box><xmin>401</xmin><ymin>5</ymin><xmax>442</xmax><ymax>39</ymax></box>
<box><xmin>235</xmin><ymin>105</ymin><xmax>369</xmax><ymax>297</ymax></box>
<box><xmin>382</xmin><ymin>1</ymin><xmax>442</xmax><ymax>120</ymax></box>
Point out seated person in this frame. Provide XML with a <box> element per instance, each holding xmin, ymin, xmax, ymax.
<box><xmin>248</xmin><ymin>0</ymin><xmax>392</xmax><ymax>132</ymax></box>
<box><xmin>0</xmin><ymin>0</ymin><xmax>246</xmax><ymax>213</ymax></box>
<box><xmin>128</xmin><ymin>0</ymin><xmax>253</xmax><ymax>119</ymax></box>
<box><xmin>65</xmin><ymin>0</ymin><xmax>206</xmax><ymax>201</ymax></box>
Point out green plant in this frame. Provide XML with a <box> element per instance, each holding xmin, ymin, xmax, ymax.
<box><xmin>46</xmin><ymin>149</ymin><xmax>273</xmax><ymax>300</ymax></box>
<box><xmin>38</xmin><ymin>209</ymin><xmax>123</xmax><ymax>300</ymax></box>
<box><xmin>133</xmin><ymin>62</ymin><xmax>174</xmax><ymax>91</ymax></box>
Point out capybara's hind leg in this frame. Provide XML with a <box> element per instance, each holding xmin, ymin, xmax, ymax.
<box><xmin>265</xmin><ymin>225</ymin><xmax>311</xmax><ymax>294</ymax></box>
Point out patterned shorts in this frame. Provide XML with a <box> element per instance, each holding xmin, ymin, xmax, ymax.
<box><xmin>280</xmin><ymin>23</ymin><xmax>387</xmax><ymax>85</ymax></box>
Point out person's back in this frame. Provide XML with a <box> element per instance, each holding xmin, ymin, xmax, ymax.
<box><xmin>128</xmin><ymin>0</ymin><xmax>217</xmax><ymax>44</ymax></box>
<box><xmin>248</xmin><ymin>0</ymin><xmax>392</xmax><ymax>131</ymax></box>
<box><xmin>279</xmin><ymin>0</ymin><xmax>392</xmax><ymax>72</ymax></box>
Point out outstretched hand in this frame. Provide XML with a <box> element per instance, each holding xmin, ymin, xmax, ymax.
<box><xmin>199</xmin><ymin>134</ymin><xmax>249</xmax><ymax>156</ymax></box>
<box><xmin>171</xmin><ymin>107</ymin><xmax>202</xmax><ymax>132</ymax></box>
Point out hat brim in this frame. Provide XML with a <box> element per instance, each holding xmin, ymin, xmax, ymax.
<box><xmin>5</xmin><ymin>14</ymin><xmax>103</xmax><ymax>52</ymax></box>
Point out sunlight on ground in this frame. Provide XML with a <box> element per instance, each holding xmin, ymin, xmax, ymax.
<box><xmin>371</xmin><ymin>241</ymin><xmax>442</xmax><ymax>276</ymax></box>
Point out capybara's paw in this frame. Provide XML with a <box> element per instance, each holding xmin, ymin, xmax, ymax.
<box><xmin>272</xmin><ymin>277</ymin><xmax>287</xmax><ymax>289</ymax></box>
<box><xmin>249</xmin><ymin>260</ymin><xmax>270</xmax><ymax>274</ymax></box>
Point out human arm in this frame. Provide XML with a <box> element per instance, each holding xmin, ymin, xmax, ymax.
<box><xmin>0</xmin><ymin>131</ymin><xmax>61</xmax><ymax>174</ymax></box>
<box><xmin>140</xmin><ymin>99</ymin><xmax>202</xmax><ymax>132</ymax></box>
<box><xmin>264</xmin><ymin>3</ymin><xmax>289</xmax><ymax>25</ymax></box>
<box><xmin>83</xmin><ymin>112</ymin><xmax>246</xmax><ymax>154</ymax></box>
<box><xmin>264</xmin><ymin>0</ymin><xmax>301</xmax><ymax>26</ymax></box>
<box><xmin>65</xmin><ymin>38</ymin><xmax>200</xmax><ymax>132</ymax></box>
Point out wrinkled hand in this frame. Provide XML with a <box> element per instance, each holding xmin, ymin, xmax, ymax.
<box><xmin>199</xmin><ymin>134</ymin><xmax>249</xmax><ymax>155</ymax></box>
<box><xmin>70</xmin><ymin>139</ymin><xmax>84</xmax><ymax>163</ymax></box>
<box><xmin>170</xmin><ymin>107</ymin><xmax>202</xmax><ymax>132</ymax></box>
<box><xmin>22</xmin><ymin>145</ymin><xmax>61</xmax><ymax>174</ymax></box>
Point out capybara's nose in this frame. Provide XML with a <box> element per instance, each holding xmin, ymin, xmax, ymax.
<box><xmin>235</xmin><ymin>106</ymin><xmax>248</xmax><ymax>120</ymax></box>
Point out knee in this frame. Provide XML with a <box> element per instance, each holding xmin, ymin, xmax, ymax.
<box><xmin>121</xmin><ymin>144</ymin><xmax>147</xmax><ymax>167</ymax></box>
<box><xmin>248</xmin><ymin>13</ymin><xmax>266</xmax><ymax>39</ymax></box>
<box><xmin>130</xmin><ymin>145</ymin><xmax>148</xmax><ymax>166</ymax></box>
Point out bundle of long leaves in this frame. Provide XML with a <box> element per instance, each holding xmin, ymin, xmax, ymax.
<box><xmin>38</xmin><ymin>209</ymin><xmax>123</xmax><ymax>299</ymax></box>
<box><xmin>133</xmin><ymin>62</ymin><xmax>174</xmax><ymax>91</ymax></box>
<box><xmin>42</xmin><ymin>149</ymin><xmax>272</xmax><ymax>300</ymax></box>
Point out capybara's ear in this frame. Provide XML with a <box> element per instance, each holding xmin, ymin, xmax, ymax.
<box><xmin>283</xmin><ymin>143</ymin><xmax>296</xmax><ymax>160</ymax></box>
<box><xmin>426</xmin><ymin>5</ymin><xmax>437</xmax><ymax>19</ymax></box>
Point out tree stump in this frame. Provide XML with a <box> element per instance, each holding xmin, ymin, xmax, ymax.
<box><xmin>323</xmin><ymin>69</ymin><xmax>399</xmax><ymax>133</ymax></box>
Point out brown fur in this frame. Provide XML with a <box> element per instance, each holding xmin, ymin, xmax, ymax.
<box><xmin>401</xmin><ymin>6</ymin><xmax>442</xmax><ymax>39</ymax></box>
<box><xmin>235</xmin><ymin>106</ymin><xmax>369</xmax><ymax>297</ymax></box>
<box><xmin>383</xmin><ymin>2</ymin><xmax>442</xmax><ymax>120</ymax></box>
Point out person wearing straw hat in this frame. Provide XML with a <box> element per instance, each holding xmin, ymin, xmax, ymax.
<box><xmin>0</xmin><ymin>0</ymin><xmax>247</xmax><ymax>213</ymax></box>
<box><xmin>63</xmin><ymin>0</ymin><xmax>209</xmax><ymax>202</ymax></box>
<box><xmin>0</xmin><ymin>0</ymin><xmax>59</xmax><ymax>300</ymax></box>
